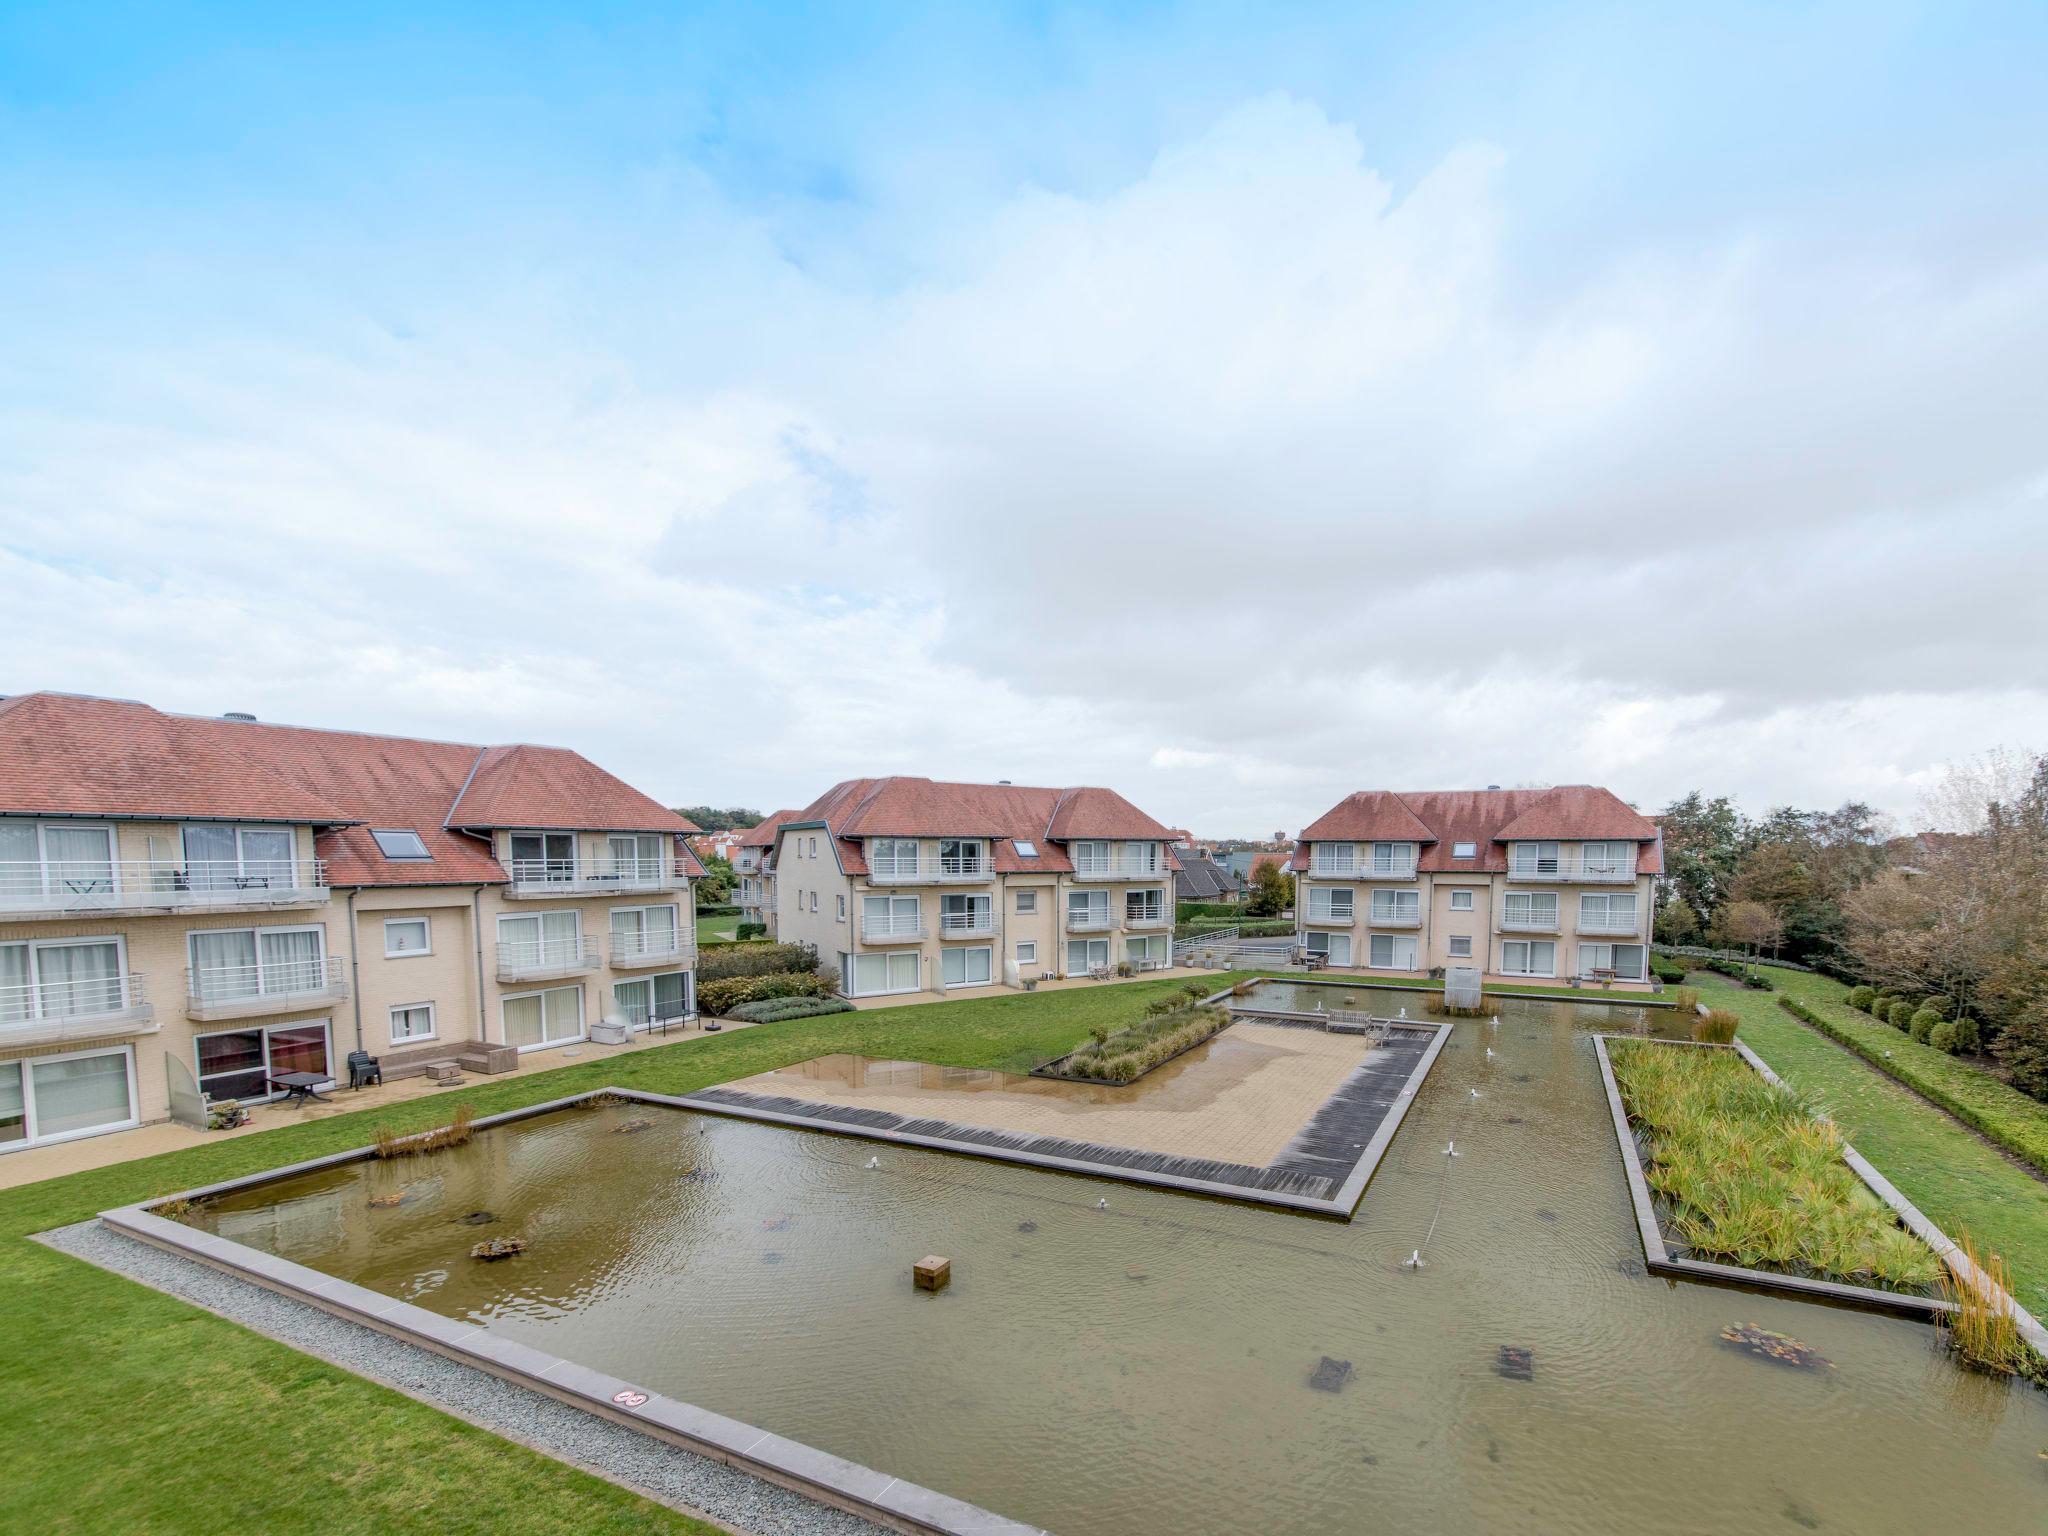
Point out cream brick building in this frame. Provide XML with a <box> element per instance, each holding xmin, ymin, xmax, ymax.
<box><xmin>0</xmin><ymin>692</ymin><xmax>701</xmax><ymax>1154</ymax></box>
<box><xmin>769</xmin><ymin>778</ymin><xmax>1181</xmax><ymax>999</ymax></box>
<box><xmin>1288</xmin><ymin>786</ymin><xmax>1661</xmax><ymax>991</ymax></box>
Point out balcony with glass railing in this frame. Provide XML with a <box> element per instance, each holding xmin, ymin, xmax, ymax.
<box><xmin>0</xmin><ymin>858</ymin><xmax>329</xmax><ymax>917</ymax></box>
<box><xmin>0</xmin><ymin>972</ymin><xmax>155</xmax><ymax>1047</ymax></box>
<box><xmin>1302</xmin><ymin>904</ymin><xmax>1356</xmax><ymax>928</ymax></box>
<box><xmin>1505</xmin><ymin>849</ymin><xmax>1637</xmax><ymax>883</ymax></box>
<box><xmin>1575</xmin><ymin>911</ymin><xmax>1642</xmax><ymax>937</ymax></box>
<box><xmin>506</xmin><ymin>855</ymin><xmax>683</xmax><ymax>897</ymax></box>
<box><xmin>860</xmin><ymin>912</ymin><xmax>929</xmax><ymax>944</ymax></box>
<box><xmin>938</xmin><ymin>908</ymin><xmax>997</xmax><ymax>939</ymax></box>
<box><xmin>867</xmin><ymin>854</ymin><xmax>992</xmax><ymax>884</ymax></box>
<box><xmin>609</xmin><ymin>929</ymin><xmax>695</xmax><ymax>969</ymax></box>
<box><xmin>1366</xmin><ymin>903</ymin><xmax>1423</xmax><ymax>930</ymax></box>
<box><xmin>1064</xmin><ymin>908</ymin><xmax>1118</xmax><ymax>933</ymax></box>
<box><xmin>1498</xmin><ymin>907</ymin><xmax>1562</xmax><ymax>934</ymax></box>
<box><xmin>185</xmin><ymin>955</ymin><xmax>348</xmax><ymax>1021</ymax></box>
<box><xmin>497</xmin><ymin>934</ymin><xmax>602</xmax><ymax>981</ymax></box>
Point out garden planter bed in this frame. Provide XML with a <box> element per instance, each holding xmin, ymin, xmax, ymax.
<box><xmin>1032</xmin><ymin>1010</ymin><xmax>1233</xmax><ymax>1085</ymax></box>
<box><xmin>1594</xmin><ymin>1034</ymin><xmax>2048</xmax><ymax>1348</ymax></box>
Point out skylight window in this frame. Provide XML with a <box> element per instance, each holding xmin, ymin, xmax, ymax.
<box><xmin>1452</xmin><ymin>841</ymin><xmax>1477</xmax><ymax>859</ymax></box>
<box><xmin>370</xmin><ymin>829</ymin><xmax>431</xmax><ymax>860</ymax></box>
<box><xmin>1013</xmin><ymin>839</ymin><xmax>1039</xmax><ymax>857</ymax></box>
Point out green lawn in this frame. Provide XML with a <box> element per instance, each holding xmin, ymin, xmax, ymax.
<box><xmin>0</xmin><ymin>973</ymin><xmax>1217</xmax><ymax>1535</ymax></box>
<box><xmin>1690</xmin><ymin>968</ymin><xmax>2048</xmax><ymax>1317</ymax></box>
<box><xmin>694</xmin><ymin>909</ymin><xmax>742</xmax><ymax>942</ymax></box>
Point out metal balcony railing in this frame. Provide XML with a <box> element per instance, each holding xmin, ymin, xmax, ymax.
<box><xmin>1575</xmin><ymin>913</ymin><xmax>1642</xmax><ymax>936</ymax></box>
<box><xmin>0</xmin><ymin>858</ymin><xmax>329</xmax><ymax>915</ymax></box>
<box><xmin>0</xmin><ymin>972</ymin><xmax>154</xmax><ymax>1045</ymax></box>
<box><xmin>497</xmin><ymin>936</ymin><xmax>601</xmax><ymax>979</ymax></box>
<box><xmin>1065</xmin><ymin>909</ymin><xmax>1117</xmax><ymax>933</ymax></box>
<box><xmin>1122</xmin><ymin>908</ymin><xmax>1172</xmax><ymax>929</ymax></box>
<box><xmin>861</xmin><ymin>914</ymin><xmax>929</xmax><ymax>943</ymax></box>
<box><xmin>938</xmin><ymin>909</ymin><xmax>996</xmax><ymax>938</ymax></box>
<box><xmin>186</xmin><ymin>955</ymin><xmax>347</xmax><ymax>1014</ymax></box>
<box><xmin>1499</xmin><ymin>911</ymin><xmax>1562</xmax><ymax>933</ymax></box>
<box><xmin>506</xmin><ymin>857</ymin><xmax>679</xmax><ymax>896</ymax></box>
<box><xmin>1070</xmin><ymin>859</ymin><xmax>1166</xmax><ymax>881</ymax></box>
<box><xmin>1505</xmin><ymin>852</ymin><xmax>1636</xmax><ymax>883</ymax></box>
<box><xmin>1302</xmin><ymin>906</ymin><xmax>1355</xmax><ymax>927</ymax></box>
<box><xmin>1366</xmin><ymin>906</ymin><xmax>1423</xmax><ymax>929</ymax></box>
<box><xmin>609</xmin><ymin>930</ymin><xmax>693</xmax><ymax>967</ymax></box>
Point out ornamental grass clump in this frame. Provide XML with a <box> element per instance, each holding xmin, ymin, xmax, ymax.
<box><xmin>1052</xmin><ymin>1004</ymin><xmax>1231</xmax><ymax>1084</ymax></box>
<box><xmin>1692</xmin><ymin>1008</ymin><xmax>1740</xmax><ymax>1045</ymax></box>
<box><xmin>1608</xmin><ymin>1041</ymin><xmax>1941</xmax><ymax>1293</ymax></box>
<box><xmin>1936</xmin><ymin>1232</ymin><xmax>2036</xmax><ymax>1378</ymax></box>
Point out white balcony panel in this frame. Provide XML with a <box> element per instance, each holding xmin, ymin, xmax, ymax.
<box><xmin>185</xmin><ymin>956</ymin><xmax>348</xmax><ymax>1021</ymax></box>
<box><xmin>0</xmin><ymin>859</ymin><xmax>329</xmax><ymax>916</ymax></box>
<box><xmin>609</xmin><ymin>932</ymin><xmax>696</xmax><ymax>969</ymax></box>
<box><xmin>497</xmin><ymin>935</ymin><xmax>602</xmax><ymax>981</ymax></box>
<box><xmin>860</xmin><ymin>916</ymin><xmax>930</xmax><ymax>944</ymax></box>
<box><xmin>0</xmin><ymin>973</ymin><xmax>156</xmax><ymax>1046</ymax></box>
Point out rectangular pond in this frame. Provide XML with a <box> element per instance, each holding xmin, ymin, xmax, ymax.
<box><xmin>161</xmin><ymin>985</ymin><xmax>2048</xmax><ymax>1536</ymax></box>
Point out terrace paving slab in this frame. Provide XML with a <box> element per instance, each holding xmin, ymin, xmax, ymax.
<box><xmin>669</xmin><ymin>1019</ymin><xmax>1444</xmax><ymax>1216</ymax></box>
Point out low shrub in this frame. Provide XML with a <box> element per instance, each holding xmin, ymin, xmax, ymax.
<box><xmin>1847</xmin><ymin>985</ymin><xmax>1876</xmax><ymax>1012</ymax></box>
<box><xmin>1177</xmin><ymin>917</ymin><xmax>1294</xmax><ymax>938</ymax></box>
<box><xmin>1920</xmin><ymin>993</ymin><xmax>1955</xmax><ymax>1021</ymax></box>
<box><xmin>1693</xmin><ymin>1008</ymin><xmax>1740</xmax><ymax>1045</ymax></box>
<box><xmin>1049</xmin><ymin>1004</ymin><xmax>1231</xmax><ymax>1084</ymax></box>
<box><xmin>1886</xmin><ymin>999</ymin><xmax>1915</xmax><ymax>1029</ymax></box>
<box><xmin>1176</xmin><ymin>901</ymin><xmax>1241</xmax><ymax>921</ymax></box>
<box><xmin>695</xmin><ymin>903</ymin><xmax>742</xmax><ymax>918</ymax></box>
<box><xmin>697</xmin><ymin>969</ymin><xmax>838</xmax><ymax>1016</ymax></box>
<box><xmin>735</xmin><ymin>920</ymin><xmax>767</xmax><ymax>940</ymax></box>
<box><xmin>697</xmin><ymin>942</ymin><xmax>820</xmax><ymax>982</ymax></box>
<box><xmin>725</xmin><ymin>996</ymin><xmax>856</xmax><ymax>1023</ymax></box>
<box><xmin>1952</xmin><ymin>1016</ymin><xmax>1982</xmax><ymax>1054</ymax></box>
<box><xmin>1928</xmin><ymin>1020</ymin><xmax>1958</xmax><ymax>1053</ymax></box>
<box><xmin>1909</xmin><ymin>1007</ymin><xmax>1943</xmax><ymax>1042</ymax></box>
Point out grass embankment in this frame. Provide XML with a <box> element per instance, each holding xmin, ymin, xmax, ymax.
<box><xmin>0</xmin><ymin>973</ymin><xmax>1226</xmax><ymax>1535</ymax></box>
<box><xmin>1608</xmin><ymin>1038</ymin><xmax>1939</xmax><ymax>1291</ymax></box>
<box><xmin>1690</xmin><ymin>968</ymin><xmax>2048</xmax><ymax>1317</ymax></box>
<box><xmin>693</xmin><ymin>909</ymin><xmax>742</xmax><ymax>942</ymax></box>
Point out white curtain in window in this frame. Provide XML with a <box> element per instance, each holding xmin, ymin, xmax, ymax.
<box><xmin>0</xmin><ymin>822</ymin><xmax>37</xmax><ymax>900</ymax></box>
<box><xmin>259</xmin><ymin>929</ymin><xmax>325</xmax><ymax>993</ymax></box>
<box><xmin>43</xmin><ymin>825</ymin><xmax>114</xmax><ymax>892</ymax></box>
<box><xmin>35</xmin><ymin>941</ymin><xmax>120</xmax><ymax>1015</ymax></box>
<box><xmin>0</xmin><ymin>1062</ymin><xmax>23</xmax><ymax>1143</ymax></box>
<box><xmin>0</xmin><ymin>944</ymin><xmax>28</xmax><ymax>1022</ymax></box>
<box><xmin>192</xmin><ymin>930</ymin><xmax>260</xmax><ymax>999</ymax></box>
<box><xmin>182</xmin><ymin>825</ymin><xmax>238</xmax><ymax>889</ymax></box>
<box><xmin>240</xmin><ymin>829</ymin><xmax>295</xmax><ymax>885</ymax></box>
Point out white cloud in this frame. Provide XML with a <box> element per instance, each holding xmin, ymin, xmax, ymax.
<box><xmin>3</xmin><ymin>93</ymin><xmax>2044</xmax><ymax>831</ymax></box>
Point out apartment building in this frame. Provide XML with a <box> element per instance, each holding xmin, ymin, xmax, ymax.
<box><xmin>733</xmin><ymin>809</ymin><xmax>795</xmax><ymax>939</ymax></box>
<box><xmin>0</xmin><ymin>692</ymin><xmax>701</xmax><ymax>1154</ymax></box>
<box><xmin>1288</xmin><ymin>786</ymin><xmax>1661</xmax><ymax>990</ymax></box>
<box><xmin>770</xmin><ymin>778</ymin><xmax>1180</xmax><ymax>999</ymax></box>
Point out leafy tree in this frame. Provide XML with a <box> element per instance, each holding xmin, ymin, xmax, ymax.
<box><xmin>676</xmin><ymin>805</ymin><xmax>766</xmax><ymax>833</ymax></box>
<box><xmin>1656</xmin><ymin>792</ymin><xmax>1745</xmax><ymax>923</ymax></box>
<box><xmin>1711</xmin><ymin>899</ymin><xmax>1784</xmax><ymax>958</ymax></box>
<box><xmin>1245</xmin><ymin>861</ymin><xmax>1295</xmax><ymax>917</ymax></box>
<box><xmin>694</xmin><ymin>853</ymin><xmax>735</xmax><ymax>903</ymax></box>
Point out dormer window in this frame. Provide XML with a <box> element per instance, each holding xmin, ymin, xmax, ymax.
<box><xmin>939</xmin><ymin>839</ymin><xmax>986</xmax><ymax>876</ymax></box>
<box><xmin>1452</xmin><ymin>841</ymin><xmax>1476</xmax><ymax>860</ymax></box>
<box><xmin>869</xmin><ymin>838</ymin><xmax>917</xmax><ymax>879</ymax></box>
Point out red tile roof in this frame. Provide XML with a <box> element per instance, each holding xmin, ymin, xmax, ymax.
<box><xmin>1291</xmin><ymin>785</ymin><xmax>1662</xmax><ymax>874</ymax></box>
<box><xmin>0</xmin><ymin>692</ymin><xmax>701</xmax><ymax>888</ymax></box>
<box><xmin>0</xmin><ymin>693</ymin><xmax>353</xmax><ymax>824</ymax></box>
<box><xmin>737</xmin><ymin>809</ymin><xmax>798</xmax><ymax>849</ymax></box>
<box><xmin>781</xmin><ymin>777</ymin><xmax>1179</xmax><ymax>876</ymax></box>
<box><xmin>447</xmin><ymin>744</ymin><xmax>698</xmax><ymax>833</ymax></box>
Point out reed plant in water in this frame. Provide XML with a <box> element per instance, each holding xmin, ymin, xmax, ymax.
<box><xmin>1608</xmin><ymin>1041</ymin><xmax>1940</xmax><ymax>1292</ymax></box>
<box><xmin>1936</xmin><ymin>1232</ymin><xmax>2035</xmax><ymax>1377</ymax></box>
<box><xmin>372</xmin><ymin>1102</ymin><xmax>477</xmax><ymax>1159</ymax></box>
<box><xmin>1692</xmin><ymin>1008</ymin><xmax>1740</xmax><ymax>1045</ymax></box>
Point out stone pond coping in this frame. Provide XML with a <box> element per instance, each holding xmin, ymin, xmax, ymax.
<box><xmin>100</xmin><ymin>1087</ymin><xmax>1050</xmax><ymax>1536</ymax></box>
<box><xmin>1591</xmin><ymin>1032</ymin><xmax>2048</xmax><ymax>1356</ymax></box>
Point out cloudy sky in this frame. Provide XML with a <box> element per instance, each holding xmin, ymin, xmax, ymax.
<box><xmin>4</xmin><ymin>3</ymin><xmax>2045</xmax><ymax>835</ymax></box>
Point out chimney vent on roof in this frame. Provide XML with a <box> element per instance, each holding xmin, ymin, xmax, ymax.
<box><xmin>222</xmin><ymin>711</ymin><xmax>258</xmax><ymax>722</ymax></box>
<box><xmin>1486</xmin><ymin>784</ymin><xmax>1500</xmax><ymax>791</ymax></box>
<box><xmin>999</xmin><ymin>779</ymin><xmax>1012</xmax><ymax>785</ymax></box>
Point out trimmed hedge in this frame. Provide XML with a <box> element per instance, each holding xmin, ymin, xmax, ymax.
<box><xmin>697</xmin><ymin>942</ymin><xmax>819</xmax><ymax>982</ymax></box>
<box><xmin>1887</xmin><ymin>999</ymin><xmax>1915</xmax><ymax>1030</ymax></box>
<box><xmin>1776</xmin><ymin>993</ymin><xmax>2048</xmax><ymax>1177</ymax></box>
<box><xmin>697</xmin><ymin>970</ymin><xmax>837</xmax><ymax>1016</ymax></box>
<box><xmin>735</xmin><ymin>921</ymin><xmax>767</xmax><ymax>940</ymax></box>
<box><xmin>1650</xmin><ymin>954</ymin><xmax>1687</xmax><ymax>984</ymax></box>
<box><xmin>1176</xmin><ymin>901</ymin><xmax>1242</xmax><ymax>921</ymax></box>
<box><xmin>695</xmin><ymin>904</ymin><xmax>742</xmax><ymax>917</ymax></box>
<box><xmin>1847</xmin><ymin>985</ymin><xmax>1876</xmax><ymax>1012</ymax></box>
<box><xmin>1177</xmin><ymin>918</ymin><xmax>1294</xmax><ymax>939</ymax></box>
<box><xmin>725</xmin><ymin>996</ymin><xmax>855</xmax><ymax>1023</ymax></box>
<box><xmin>1909</xmin><ymin>1007</ymin><xmax>1943</xmax><ymax>1042</ymax></box>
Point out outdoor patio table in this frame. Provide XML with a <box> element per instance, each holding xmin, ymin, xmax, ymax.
<box><xmin>268</xmin><ymin>1071</ymin><xmax>333</xmax><ymax>1106</ymax></box>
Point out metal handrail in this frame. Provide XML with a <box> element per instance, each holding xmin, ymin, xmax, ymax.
<box><xmin>0</xmin><ymin>971</ymin><xmax>147</xmax><ymax>1022</ymax></box>
<box><xmin>497</xmin><ymin>936</ymin><xmax>600</xmax><ymax>974</ymax></box>
<box><xmin>0</xmin><ymin>858</ymin><xmax>329</xmax><ymax>912</ymax></box>
<box><xmin>186</xmin><ymin>955</ymin><xmax>346</xmax><ymax>1006</ymax></box>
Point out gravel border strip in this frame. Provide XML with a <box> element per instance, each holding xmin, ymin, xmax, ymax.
<box><xmin>38</xmin><ymin>1218</ymin><xmax>886</xmax><ymax>1536</ymax></box>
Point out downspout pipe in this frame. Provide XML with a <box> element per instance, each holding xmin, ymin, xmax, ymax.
<box><xmin>474</xmin><ymin>885</ymin><xmax>489</xmax><ymax>1045</ymax></box>
<box><xmin>345</xmin><ymin>888</ymin><xmax>364</xmax><ymax>1050</ymax></box>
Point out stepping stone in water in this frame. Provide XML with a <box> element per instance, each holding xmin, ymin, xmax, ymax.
<box><xmin>469</xmin><ymin>1237</ymin><xmax>526</xmax><ymax>1261</ymax></box>
<box><xmin>1719</xmin><ymin>1323</ymin><xmax>1830</xmax><ymax>1370</ymax></box>
<box><xmin>454</xmin><ymin>1210</ymin><xmax>497</xmax><ymax>1226</ymax></box>
<box><xmin>1495</xmin><ymin>1346</ymin><xmax>1534</xmax><ymax>1381</ymax></box>
<box><xmin>1309</xmin><ymin>1356</ymin><xmax>1353</xmax><ymax>1392</ymax></box>
<box><xmin>1016</xmin><ymin>1220</ymin><xmax>1037</xmax><ymax>1233</ymax></box>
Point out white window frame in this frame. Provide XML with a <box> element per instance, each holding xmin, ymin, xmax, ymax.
<box><xmin>1510</xmin><ymin>840</ymin><xmax>1561</xmax><ymax>875</ymax></box>
<box><xmin>1307</xmin><ymin>886</ymin><xmax>1354</xmax><ymax>922</ymax></box>
<box><xmin>836</xmin><ymin>893</ymin><xmax>846</xmax><ymax>922</ymax></box>
<box><xmin>1015</xmin><ymin>889</ymin><xmax>1038</xmax><ymax>913</ymax></box>
<box><xmin>612</xmin><ymin>970</ymin><xmax>693</xmax><ymax>1028</ymax></box>
<box><xmin>1369</xmin><ymin>889</ymin><xmax>1420</xmax><ymax>926</ymax></box>
<box><xmin>810</xmin><ymin>890</ymin><xmax>819</xmax><ymax>913</ymax></box>
<box><xmin>1369</xmin><ymin>842</ymin><xmax>1415</xmax><ymax>876</ymax></box>
<box><xmin>181</xmin><ymin>823</ymin><xmax>299</xmax><ymax>881</ymax></box>
<box><xmin>1503</xmin><ymin>892</ymin><xmax>1559</xmax><ymax>928</ymax></box>
<box><xmin>1015</xmin><ymin>940</ymin><xmax>1037</xmax><ymax>966</ymax></box>
<box><xmin>1581</xmin><ymin>841</ymin><xmax>1635</xmax><ymax>876</ymax></box>
<box><xmin>941</xmin><ymin>944</ymin><xmax>994</xmax><ymax>988</ymax></box>
<box><xmin>186</xmin><ymin>923</ymin><xmax>329</xmax><ymax>1003</ymax></box>
<box><xmin>1125</xmin><ymin>933</ymin><xmax>1167</xmax><ymax>965</ymax></box>
<box><xmin>0</xmin><ymin>820</ymin><xmax>120</xmax><ymax>897</ymax></box>
<box><xmin>1501</xmin><ymin>940</ymin><xmax>1557</xmax><ymax>977</ymax></box>
<box><xmin>1447</xmin><ymin>935</ymin><xmax>1473</xmax><ymax>958</ymax></box>
<box><xmin>383</xmin><ymin>917</ymin><xmax>431</xmax><ymax>958</ymax></box>
<box><xmin>1123</xmin><ymin>886</ymin><xmax>1167</xmax><ymax>922</ymax></box>
<box><xmin>508</xmin><ymin>830</ymin><xmax>577</xmax><ymax>881</ymax></box>
<box><xmin>1452</xmin><ymin>841</ymin><xmax>1477</xmax><ymax>859</ymax></box>
<box><xmin>1</xmin><ymin>933</ymin><xmax>131</xmax><ymax>1021</ymax></box>
<box><xmin>496</xmin><ymin>909</ymin><xmax>583</xmax><ymax>970</ymax></box>
<box><xmin>499</xmin><ymin>984</ymin><xmax>585</xmax><ymax>1051</ymax></box>
<box><xmin>0</xmin><ymin>1044</ymin><xmax>139</xmax><ymax>1153</ymax></box>
<box><xmin>1071</xmin><ymin>840</ymin><xmax>1110</xmax><ymax>875</ymax></box>
<box><xmin>844</xmin><ymin>950</ymin><xmax>920</xmax><ymax>997</ymax></box>
<box><xmin>1449</xmin><ymin>889</ymin><xmax>1475</xmax><ymax>911</ymax></box>
<box><xmin>1368</xmin><ymin>933</ymin><xmax>1418</xmax><ymax>970</ymax></box>
<box><xmin>1310</xmin><ymin>842</ymin><xmax>1357</xmax><ymax>875</ymax></box>
<box><xmin>389</xmin><ymin>1002</ymin><xmax>437</xmax><ymax>1043</ymax></box>
<box><xmin>869</xmin><ymin>838</ymin><xmax>917</xmax><ymax>878</ymax></box>
<box><xmin>1578</xmin><ymin>943</ymin><xmax>1646</xmax><ymax>981</ymax></box>
<box><xmin>1303</xmin><ymin>931</ymin><xmax>1353</xmax><ymax>966</ymax></box>
<box><xmin>609</xmin><ymin>904</ymin><xmax>681</xmax><ymax>960</ymax></box>
<box><xmin>1065</xmin><ymin>937</ymin><xmax>1111</xmax><ymax>974</ymax></box>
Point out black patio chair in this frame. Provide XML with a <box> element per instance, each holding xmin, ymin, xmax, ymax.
<box><xmin>347</xmin><ymin>1050</ymin><xmax>382</xmax><ymax>1090</ymax></box>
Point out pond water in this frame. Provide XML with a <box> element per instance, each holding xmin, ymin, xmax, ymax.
<box><xmin>183</xmin><ymin>984</ymin><xmax>2048</xmax><ymax>1535</ymax></box>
